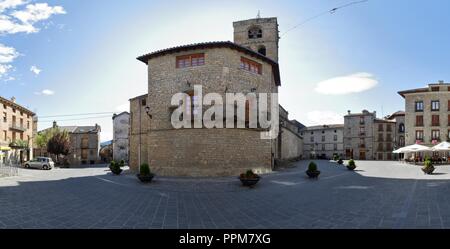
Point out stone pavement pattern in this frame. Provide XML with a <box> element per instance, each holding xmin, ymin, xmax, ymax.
<box><xmin>1</xmin><ymin>161</ymin><xmax>450</xmax><ymax>229</ymax></box>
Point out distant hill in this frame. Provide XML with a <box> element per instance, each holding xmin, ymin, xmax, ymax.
<box><xmin>100</xmin><ymin>140</ymin><xmax>112</xmax><ymax>147</ymax></box>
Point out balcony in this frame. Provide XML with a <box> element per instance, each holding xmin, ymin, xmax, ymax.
<box><xmin>359</xmin><ymin>144</ymin><xmax>366</xmax><ymax>148</ymax></box>
<box><xmin>431</xmin><ymin>138</ymin><xmax>441</xmax><ymax>143</ymax></box>
<box><xmin>359</xmin><ymin>132</ymin><xmax>366</xmax><ymax>136</ymax></box>
<box><xmin>9</xmin><ymin>124</ymin><xmax>26</xmax><ymax>132</ymax></box>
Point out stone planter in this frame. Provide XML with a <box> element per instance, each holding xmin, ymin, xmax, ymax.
<box><xmin>110</xmin><ymin>168</ymin><xmax>123</xmax><ymax>175</ymax></box>
<box><xmin>239</xmin><ymin>176</ymin><xmax>260</xmax><ymax>187</ymax></box>
<box><xmin>347</xmin><ymin>165</ymin><xmax>356</xmax><ymax>171</ymax></box>
<box><xmin>306</xmin><ymin>170</ymin><xmax>321</xmax><ymax>178</ymax></box>
<box><xmin>137</xmin><ymin>173</ymin><xmax>155</xmax><ymax>183</ymax></box>
<box><xmin>422</xmin><ymin>166</ymin><xmax>435</xmax><ymax>175</ymax></box>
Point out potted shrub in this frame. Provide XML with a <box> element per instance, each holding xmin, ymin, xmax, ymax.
<box><xmin>119</xmin><ymin>160</ymin><xmax>125</xmax><ymax>167</ymax></box>
<box><xmin>422</xmin><ymin>159</ymin><xmax>435</xmax><ymax>175</ymax></box>
<box><xmin>306</xmin><ymin>161</ymin><xmax>320</xmax><ymax>178</ymax></box>
<box><xmin>239</xmin><ymin>169</ymin><xmax>260</xmax><ymax>187</ymax></box>
<box><xmin>337</xmin><ymin>159</ymin><xmax>344</xmax><ymax>165</ymax></box>
<box><xmin>109</xmin><ymin>161</ymin><xmax>122</xmax><ymax>175</ymax></box>
<box><xmin>347</xmin><ymin>159</ymin><xmax>356</xmax><ymax>171</ymax></box>
<box><xmin>333</xmin><ymin>155</ymin><xmax>339</xmax><ymax>161</ymax></box>
<box><xmin>137</xmin><ymin>163</ymin><xmax>155</xmax><ymax>183</ymax></box>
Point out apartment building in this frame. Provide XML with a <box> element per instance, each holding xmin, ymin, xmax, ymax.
<box><xmin>399</xmin><ymin>81</ymin><xmax>450</xmax><ymax>147</ymax></box>
<box><xmin>301</xmin><ymin>124</ymin><xmax>344</xmax><ymax>159</ymax></box>
<box><xmin>344</xmin><ymin>110</ymin><xmax>405</xmax><ymax>160</ymax></box>
<box><xmin>0</xmin><ymin>96</ymin><xmax>35</xmax><ymax>164</ymax></box>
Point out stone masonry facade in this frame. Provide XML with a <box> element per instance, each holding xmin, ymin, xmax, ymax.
<box><xmin>128</xmin><ymin>17</ymin><xmax>292</xmax><ymax>176</ymax></box>
<box><xmin>0</xmin><ymin>96</ymin><xmax>35</xmax><ymax>164</ymax></box>
<box><xmin>399</xmin><ymin>82</ymin><xmax>450</xmax><ymax>147</ymax></box>
<box><xmin>129</xmin><ymin>94</ymin><xmax>150</xmax><ymax>172</ymax></box>
<box><xmin>301</xmin><ymin>124</ymin><xmax>344</xmax><ymax>160</ymax></box>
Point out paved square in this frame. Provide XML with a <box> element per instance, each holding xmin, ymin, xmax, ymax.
<box><xmin>1</xmin><ymin>160</ymin><xmax>450</xmax><ymax>229</ymax></box>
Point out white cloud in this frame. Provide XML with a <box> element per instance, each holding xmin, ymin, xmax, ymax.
<box><xmin>0</xmin><ymin>2</ymin><xmax>65</xmax><ymax>80</ymax></box>
<box><xmin>0</xmin><ymin>0</ymin><xmax>26</xmax><ymax>12</ymax></box>
<box><xmin>116</xmin><ymin>102</ymin><xmax>129</xmax><ymax>112</ymax></box>
<box><xmin>0</xmin><ymin>43</ymin><xmax>18</xmax><ymax>63</ymax></box>
<box><xmin>30</xmin><ymin>65</ymin><xmax>41</xmax><ymax>75</ymax></box>
<box><xmin>12</xmin><ymin>3</ymin><xmax>65</xmax><ymax>25</ymax></box>
<box><xmin>314</xmin><ymin>72</ymin><xmax>378</xmax><ymax>95</ymax></box>
<box><xmin>34</xmin><ymin>89</ymin><xmax>54</xmax><ymax>95</ymax></box>
<box><xmin>306</xmin><ymin>111</ymin><xmax>344</xmax><ymax>126</ymax></box>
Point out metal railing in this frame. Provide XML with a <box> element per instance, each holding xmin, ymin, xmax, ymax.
<box><xmin>0</xmin><ymin>161</ymin><xmax>19</xmax><ymax>177</ymax></box>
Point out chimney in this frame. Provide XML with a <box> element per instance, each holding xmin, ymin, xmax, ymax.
<box><xmin>347</xmin><ymin>110</ymin><xmax>351</xmax><ymax>115</ymax></box>
<box><xmin>10</xmin><ymin>97</ymin><xmax>16</xmax><ymax>103</ymax></box>
<box><xmin>52</xmin><ymin>121</ymin><xmax>57</xmax><ymax>128</ymax></box>
<box><xmin>439</xmin><ymin>80</ymin><xmax>444</xmax><ymax>84</ymax></box>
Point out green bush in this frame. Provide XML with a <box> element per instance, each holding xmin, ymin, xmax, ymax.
<box><xmin>338</xmin><ymin>159</ymin><xmax>344</xmax><ymax>165</ymax></box>
<box><xmin>246</xmin><ymin>169</ymin><xmax>256</xmax><ymax>177</ymax></box>
<box><xmin>422</xmin><ymin>160</ymin><xmax>435</xmax><ymax>175</ymax></box>
<box><xmin>140</xmin><ymin>163</ymin><xmax>151</xmax><ymax>176</ymax></box>
<box><xmin>333</xmin><ymin>155</ymin><xmax>340</xmax><ymax>161</ymax></box>
<box><xmin>109</xmin><ymin>161</ymin><xmax>122</xmax><ymax>175</ymax></box>
<box><xmin>308</xmin><ymin>161</ymin><xmax>318</xmax><ymax>172</ymax></box>
<box><xmin>119</xmin><ymin>160</ymin><xmax>125</xmax><ymax>167</ymax></box>
<box><xmin>347</xmin><ymin>159</ymin><xmax>356</xmax><ymax>170</ymax></box>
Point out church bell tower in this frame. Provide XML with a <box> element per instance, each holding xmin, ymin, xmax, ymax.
<box><xmin>233</xmin><ymin>16</ymin><xmax>279</xmax><ymax>62</ymax></box>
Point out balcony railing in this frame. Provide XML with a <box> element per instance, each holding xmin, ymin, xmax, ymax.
<box><xmin>359</xmin><ymin>132</ymin><xmax>366</xmax><ymax>136</ymax></box>
<box><xmin>431</xmin><ymin>138</ymin><xmax>441</xmax><ymax>143</ymax></box>
<box><xmin>359</xmin><ymin>144</ymin><xmax>366</xmax><ymax>148</ymax></box>
<box><xmin>9</xmin><ymin>124</ymin><xmax>26</xmax><ymax>132</ymax></box>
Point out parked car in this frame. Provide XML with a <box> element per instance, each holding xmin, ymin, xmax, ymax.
<box><xmin>23</xmin><ymin>157</ymin><xmax>55</xmax><ymax>170</ymax></box>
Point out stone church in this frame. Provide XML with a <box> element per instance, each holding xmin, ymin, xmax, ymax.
<box><xmin>129</xmin><ymin>17</ymin><xmax>303</xmax><ymax>176</ymax></box>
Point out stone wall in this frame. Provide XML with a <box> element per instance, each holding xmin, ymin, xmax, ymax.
<box><xmin>148</xmin><ymin>129</ymin><xmax>272</xmax><ymax>177</ymax></box>
<box><xmin>233</xmin><ymin>17</ymin><xmax>279</xmax><ymax>62</ymax></box>
<box><xmin>129</xmin><ymin>94</ymin><xmax>150</xmax><ymax>172</ymax></box>
<box><xmin>404</xmin><ymin>90</ymin><xmax>450</xmax><ymax>146</ymax></box>
<box><xmin>280</xmin><ymin>126</ymin><xmax>303</xmax><ymax>160</ymax></box>
<box><xmin>141</xmin><ymin>47</ymin><xmax>278</xmax><ymax>176</ymax></box>
<box><xmin>113</xmin><ymin>112</ymin><xmax>130</xmax><ymax>162</ymax></box>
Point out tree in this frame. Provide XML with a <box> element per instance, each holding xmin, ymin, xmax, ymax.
<box><xmin>47</xmin><ymin>130</ymin><xmax>71</xmax><ymax>164</ymax></box>
<box><xmin>35</xmin><ymin>128</ymin><xmax>59</xmax><ymax>155</ymax></box>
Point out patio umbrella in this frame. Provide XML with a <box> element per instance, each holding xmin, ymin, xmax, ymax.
<box><xmin>432</xmin><ymin>141</ymin><xmax>450</xmax><ymax>151</ymax></box>
<box><xmin>393</xmin><ymin>144</ymin><xmax>432</xmax><ymax>153</ymax></box>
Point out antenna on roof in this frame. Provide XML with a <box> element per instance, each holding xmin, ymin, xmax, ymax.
<box><xmin>257</xmin><ymin>10</ymin><xmax>261</xmax><ymax>19</ymax></box>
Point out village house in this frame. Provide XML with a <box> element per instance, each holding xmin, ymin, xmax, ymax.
<box><xmin>0</xmin><ymin>96</ymin><xmax>36</xmax><ymax>164</ymax></box>
<box><xmin>301</xmin><ymin>124</ymin><xmax>344</xmax><ymax>160</ymax></box>
<box><xmin>343</xmin><ymin>110</ymin><xmax>405</xmax><ymax>160</ymax></box>
<box><xmin>128</xmin><ymin>17</ymin><xmax>306</xmax><ymax>176</ymax></box>
<box><xmin>35</xmin><ymin>121</ymin><xmax>101</xmax><ymax>165</ymax></box>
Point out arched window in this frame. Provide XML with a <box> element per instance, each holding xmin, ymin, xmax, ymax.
<box><xmin>248</xmin><ymin>27</ymin><xmax>262</xmax><ymax>39</ymax></box>
<box><xmin>399</xmin><ymin>123</ymin><xmax>405</xmax><ymax>133</ymax></box>
<box><xmin>257</xmin><ymin>46</ymin><xmax>266</xmax><ymax>56</ymax></box>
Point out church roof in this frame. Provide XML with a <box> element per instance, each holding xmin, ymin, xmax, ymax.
<box><xmin>137</xmin><ymin>41</ymin><xmax>281</xmax><ymax>86</ymax></box>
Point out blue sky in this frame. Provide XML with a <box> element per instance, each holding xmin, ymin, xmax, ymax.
<box><xmin>1</xmin><ymin>0</ymin><xmax>450</xmax><ymax>141</ymax></box>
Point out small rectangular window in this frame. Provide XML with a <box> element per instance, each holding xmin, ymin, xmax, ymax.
<box><xmin>240</xmin><ymin>57</ymin><xmax>262</xmax><ymax>75</ymax></box>
<box><xmin>176</xmin><ymin>53</ymin><xmax>205</xmax><ymax>68</ymax></box>
<box><xmin>416</xmin><ymin>130</ymin><xmax>424</xmax><ymax>141</ymax></box>
<box><xmin>431</xmin><ymin>100</ymin><xmax>440</xmax><ymax>111</ymax></box>
<box><xmin>432</xmin><ymin>115</ymin><xmax>440</xmax><ymax>126</ymax></box>
<box><xmin>415</xmin><ymin>101</ymin><xmax>424</xmax><ymax>112</ymax></box>
<box><xmin>416</xmin><ymin>115</ymin><xmax>423</xmax><ymax>126</ymax></box>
